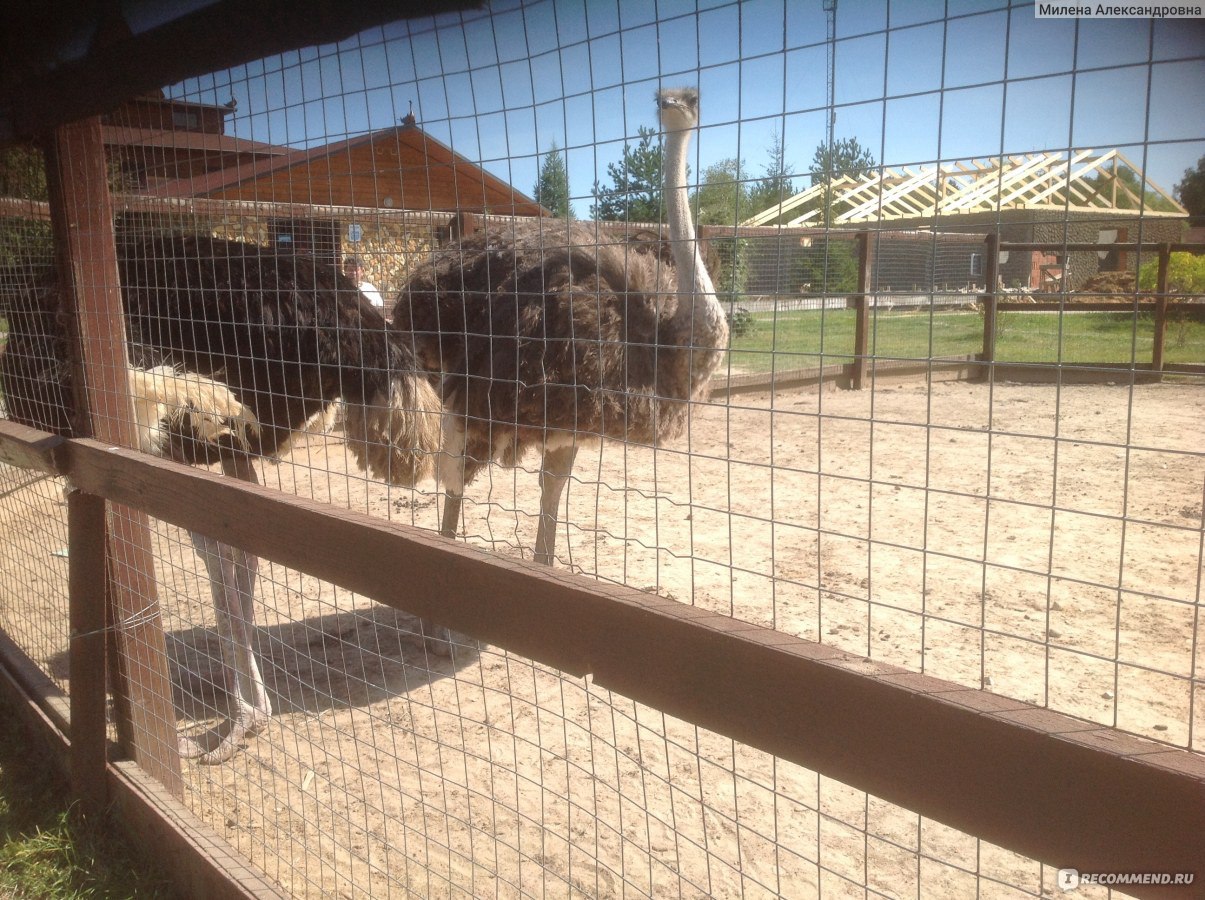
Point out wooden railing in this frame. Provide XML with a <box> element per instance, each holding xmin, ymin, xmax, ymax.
<box><xmin>2</xmin><ymin>415</ymin><xmax>1204</xmax><ymax>898</ymax></box>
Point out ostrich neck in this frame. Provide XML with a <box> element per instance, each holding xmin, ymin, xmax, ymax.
<box><xmin>664</xmin><ymin>128</ymin><xmax>719</xmax><ymax>316</ymax></box>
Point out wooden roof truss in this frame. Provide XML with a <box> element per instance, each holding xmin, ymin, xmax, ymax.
<box><xmin>743</xmin><ymin>150</ymin><xmax>1186</xmax><ymax>226</ymax></box>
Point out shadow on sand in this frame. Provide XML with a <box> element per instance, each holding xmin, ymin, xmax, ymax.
<box><xmin>48</xmin><ymin>602</ymin><xmax>475</xmax><ymax>726</ymax></box>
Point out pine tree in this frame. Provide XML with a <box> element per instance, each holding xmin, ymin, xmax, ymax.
<box><xmin>691</xmin><ymin>158</ymin><xmax>753</xmax><ymax>305</ymax></box>
<box><xmin>1177</xmin><ymin>156</ymin><xmax>1205</xmax><ymax>225</ymax></box>
<box><xmin>809</xmin><ymin>137</ymin><xmax>877</xmax><ymax>224</ymax></box>
<box><xmin>590</xmin><ymin>126</ymin><xmax>664</xmax><ymax>222</ymax></box>
<box><xmin>748</xmin><ymin>132</ymin><xmax>797</xmax><ymax>218</ymax></box>
<box><xmin>533</xmin><ymin>142</ymin><xmax>573</xmax><ymax>219</ymax></box>
<box><xmin>810</xmin><ymin>137</ymin><xmax>876</xmax><ymax>184</ymax></box>
<box><xmin>693</xmin><ymin>158</ymin><xmax>753</xmax><ymax>227</ymax></box>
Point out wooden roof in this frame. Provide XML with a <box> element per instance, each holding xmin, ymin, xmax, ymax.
<box><xmin>744</xmin><ymin>150</ymin><xmax>1187</xmax><ymax>227</ymax></box>
<box><xmin>0</xmin><ymin>0</ymin><xmax>480</xmax><ymax>145</ymax></box>
<box><xmin>149</xmin><ymin>117</ymin><xmax>548</xmax><ymax>217</ymax></box>
<box><xmin>102</xmin><ymin>124</ymin><xmax>290</xmax><ymax>187</ymax></box>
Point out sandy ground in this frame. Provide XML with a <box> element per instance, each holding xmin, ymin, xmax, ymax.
<box><xmin>2</xmin><ymin>378</ymin><xmax>1202</xmax><ymax>899</ymax></box>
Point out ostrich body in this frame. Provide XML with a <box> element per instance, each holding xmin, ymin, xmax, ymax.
<box><xmin>395</xmin><ymin>88</ymin><xmax>726</xmax><ymax>565</ymax></box>
<box><xmin>1</xmin><ymin>233</ymin><xmax>443</xmax><ymax>762</ymax></box>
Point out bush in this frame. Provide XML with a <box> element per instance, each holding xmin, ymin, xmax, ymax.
<box><xmin>710</xmin><ymin>236</ymin><xmax>750</xmax><ymax>307</ymax></box>
<box><xmin>727</xmin><ymin>305</ymin><xmax>756</xmax><ymax>338</ymax></box>
<box><xmin>1137</xmin><ymin>252</ymin><xmax>1205</xmax><ymax>294</ymax></box>
<box><xmin>795</xmin><ymin>239</ymin><xmax>858</xmax><ymax>293</ymax></box>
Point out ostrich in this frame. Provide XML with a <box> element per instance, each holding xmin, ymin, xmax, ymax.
<box><xmin>394</xmin><ymin>88</ymin><xmax>727</xmax><ymax>567</ymax></box>
<box><xmin>1</xmin><ymin>233</ymin><xmax>443</xmax><ymax>762</ymax></box>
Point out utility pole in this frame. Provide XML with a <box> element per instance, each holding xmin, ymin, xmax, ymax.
<box><xmin>823</xmin><ymin>0</ymin><xmax>837</xmax><ymax>224</ymax></box>
<box><xmin>823</xmin><ymin>0</ymin><xmax>837</xmax><ymax>153</ymax></box>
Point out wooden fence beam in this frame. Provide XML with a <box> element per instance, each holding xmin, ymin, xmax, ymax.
<box><xmin>42</xmin><ymin>434</ymin><xmax>1205</xmax><ymax>895</ymax></box>
<box><xmin>0</xmin><ymin>421</ymin><xmax>64</xmax><ymax>473</ymax></box>
<box><xmin>42</xmin><ymin>117</ymin><xmax>182</xmax><ymax>794</ymax></box>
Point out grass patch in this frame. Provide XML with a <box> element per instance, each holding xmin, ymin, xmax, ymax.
<box><xmin>0</xmin><ymin>696</ymin><xmax>176</xmax><ymax>899</ymax></box>
<box><xmin>994</xmin><ymin>310</ymin><xmax>1205</xmax><ymax>364</ymax></box>
<box><xmin>727</xmin><ymin>308</ymin><xmax>1205</xmax><ymax>373</ymax></box>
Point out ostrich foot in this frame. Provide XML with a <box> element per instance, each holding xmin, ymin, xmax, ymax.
<box><xmin>178</xmin><ymin>706</ymin><xmax>270</xmax><ymax>764</ymax></box>
<box><xmin>419</xmin><ymin>619</ymin><xmax>478</xmax><ymax>659</ymax></box>
<box><xmin>421</xmin><ymin>620</ymin><xmax>454</xmax><ymax>657</ymax></box>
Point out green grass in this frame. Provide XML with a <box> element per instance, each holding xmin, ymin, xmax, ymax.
<box><xmin>0</xmin><ymin>697</ymin><xmax>176</xmax><ymax>899</ymax></box>
<box><xmin>728</xmin><ymin>308</ymin><xmax>1205</xmax><ymax>372</ymax></box>
<box><xmin>994</xmin><ymin>309</ymin><xmax>1205</xmax><ymax>364</ymax></box>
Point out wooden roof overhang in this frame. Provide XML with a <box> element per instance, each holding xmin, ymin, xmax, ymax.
<box><xmin>101</xmin><ymin>124</ymin><xmax>291</xmax><ymax>184</ymax></box>
<box><xmin>148</xmin><ymin>121</ymin><xmax>548</xmax><ymax>217</ymax></box>
<box><xmin>0</xmin><ymin>0</ymin><xmax>482</xmax><ymax>145</ymax></box>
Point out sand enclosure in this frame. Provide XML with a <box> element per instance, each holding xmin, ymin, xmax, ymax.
<box><xmin>2</xmin><ymin>379</ymin><xmax>1202</xmax><ymax>897</ymax></box>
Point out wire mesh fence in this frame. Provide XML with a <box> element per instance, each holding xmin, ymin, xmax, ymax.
<box><xmin>1</xmin><ymin>1</ymin><xmax>1203</xmax><ymax>897</ymax></box>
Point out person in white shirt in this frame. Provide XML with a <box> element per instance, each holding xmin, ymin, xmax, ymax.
<box><xmin>344</xmin><ymin>255</ymin><xmax>384</xmax><ymax>308</ymax></box>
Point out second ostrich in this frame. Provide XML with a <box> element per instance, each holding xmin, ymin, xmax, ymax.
<box><xmin>1</xmin><ymin>233</ymin><xmax>443</xmax><ymax>762</ymax></box>
<box><xmin>395</xmin><ymin>88</ymin><xmax>726</xmax><ymax>565</ymax></box>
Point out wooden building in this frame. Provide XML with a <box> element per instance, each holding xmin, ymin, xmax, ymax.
<box><xmin>744</xmin><ymin>151</ymin><xmax>1189</xmax><ymax>291</ymax></box>
<box><xmin>102</xmin><ymin>92</ymin><xmax>289</xmax><ymax>192</ymax></box>
<box><xmin>103</xmin><ymin>98</ymin><xmax>547</xmax><ymax>296</ymax></box>
<box><xmin>153</xmin><ymin>111</ymin><xmax>545</xmax><ymax>218</ymax></box>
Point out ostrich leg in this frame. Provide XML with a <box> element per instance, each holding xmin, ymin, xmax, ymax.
<box><xmin>533</xmin><ymin>443</ymin><xmax>579</xmax><ymax>566</ymax></box>
<box><xmin>179</xmin><ymin>454</ymin><xmax>272</xmax><ymax>763</ymax></box>
<box><xmin>439</xmin><ymin>491</ymin><xmax>464</xmax><ymax>542</ymax></box>
<box><xmin>438</xmin><ymin>415</ymin><xmax>467</xmax><ymax>543</ymax></box>
<box><xmin>411</xmin><ymin>415</ymin><xmax>470</xmax><ymax>657</ymax></box>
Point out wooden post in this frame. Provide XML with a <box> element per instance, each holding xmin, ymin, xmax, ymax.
<box><xmin>68</xmin><ymin>488</ymin><xmax>109</xmax><ymax>817</ymax></box>
<box><xmin>981</xmin><ymin>232</ymin><xmax>1000</xmax><ymax>368</ymax></box>
<box><xmin>1151</xmin><ymin>243</ymin><xmax>1171</xmax><ymax>375</ymax></box>
<box><xmin>449</xmin><ymin>210</ymin><xmax>482</xmax><ymax>240</ymax></box>
<box><xmin>851</xmin><ymin>230</ymin><xmax>873</xmax><ymax>390</ymax></box>
<box><xmin>43</xmin><ymin>118</ymin><xmax>183</xmax><ymax>795</ymax></box>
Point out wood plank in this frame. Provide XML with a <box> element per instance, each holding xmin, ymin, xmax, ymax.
<box><xmin>851</xmin><ymin>231</ymin><xmax>873</xmax><ymax>390</ymax></box>
<box><xmin>0</xmin><ymin>628</ymin><xmax>73</xmax><ymax>737</ymax></box>
<box><xmin>43</xmin><ymin>118</ymin><xmax>183</xmax><ymax>794</ymax></box>
<box><xmin>998</xmin><ymin>301</ymin><xmax>1165</xmax><ymax>312</ymax></box>
<box><xmin>711</xmin><ymin>363</ymin><xmax>851</xmax><ymax>396</ymax></box>
<box><xmin>981</xmin><ymin>363</ymin><xmax>1166</xmax><ymax>385</ymax></box>
<box><xmin>0</xmin><ymin>196</ymin><xmax>53</xmax><ymax>221</ymax></box>
<box><xmin>53</xmin><ymin>435</ymin><xmax>1205</xmax><ymax>893</ymax></box>
<box><xmin>1154</xmin><ymin>246</ymin><xmax>1172</xmax><ymax>372</ymax></box>
<box><xmin>107</xmin><ymin>761</ymin><xmax>289</xmax><ymax>899</ymax></box>
<box><xmin>1000</xmin><ymin>241</ymin><xmax>1144</xmax><ymax>252</ymax></box>
<box><xmin>981</xmin><ymin>233</ymin><xmax>999</xmax><ymax>362</ymax></box>
<box><xmin>0</xmin><ymin>420</ymin><xmax>65</xmax><ymax>473</ymax></box>
<box><xmin>0</xmin><ymin>630</ymin><xmax>285</xmax><ymax>899</ymax></box>
<box><xmin>68</xmin><ymin>489</ymin><xmax>109</xmax><ymax>818</ymax></box>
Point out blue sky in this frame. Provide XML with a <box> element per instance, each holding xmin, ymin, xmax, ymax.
<box><xmin>171</xmin><ymin>0</ymin><xmax>1205</xmax><ymax>218</ymax></box>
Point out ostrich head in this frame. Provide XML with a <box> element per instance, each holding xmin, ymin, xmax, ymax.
<box><xmin>656</xmin><ymin>88</ymin><xmax>699</xmax><ymax>132</ymax></box>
